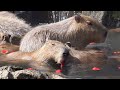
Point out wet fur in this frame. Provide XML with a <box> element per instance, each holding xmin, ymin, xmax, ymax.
<box><xmin>20</xmin><ymin>14</ymin><xmax>107</xmax><ymax>52</ymax></box>
<box><xmin>0</xmin><ymin>40</ymin><xmax>70</xmax><ymax>71</ymax></box>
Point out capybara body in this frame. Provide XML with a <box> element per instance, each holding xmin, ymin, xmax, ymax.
<box><xmin>0</xmin><ymin>11</ymin><xmax>31</xmax><ymax>45</ymax></box>
<box><xmin>20</xmin><ymin>14</ymin><xmax>107</xmax><ymax>52</ymax></box>
<box><xmin>0</xmin><ymin>40</ymin><xmax>70</xmax><ymax>71</ymax></box>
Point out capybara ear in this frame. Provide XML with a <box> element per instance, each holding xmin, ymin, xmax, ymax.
<box><xmin>75</xmin><ymin>14</ymin><xmax>81</xmax><ymax>23</ymax></box>
<box><xmin>65</xmin><ymin>42</ymin><xmax>71</xmax><ymax>47</ymax></box>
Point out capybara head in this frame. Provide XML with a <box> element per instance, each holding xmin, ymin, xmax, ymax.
<box><xmin>39</xmin><ymin>40</ymin><xmax>70</xmax><ymax>64</ymax></box>
<box><xmin>70</xmin><ymin>14</ymin><xmax>108</xmax><ymax>44</ymax></box>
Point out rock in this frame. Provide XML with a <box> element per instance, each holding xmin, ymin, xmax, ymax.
<box><xmin>0</xmin><ymin>66</ymin><xmax>49</xmax><ymax>79</ymax></box>
<box><xmin>12</xmin><ymin>70</ymin><xmax>47</xmax><ymax>79</ymax></box>
<box><xmin>0</xmin><ymin>70</ymin><xmax>13</xmax><ymax>79</ymax></box>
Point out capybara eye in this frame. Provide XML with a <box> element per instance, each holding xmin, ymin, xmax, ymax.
<box><xmin>63</xmin><ymin>52</ymin><xmax>69</xmax><ymax>57</ymax></box>
<box><xmin>65</xmin><ymin>42</ymin><xmax>71</xmax><ymax>47</ymax></box>
<box><xmin>1</xmin><ymin>46</ymin><xmax>6</xmax><ymax>48</ymax></box>
<box><xmin>86</xmin><ymin>21</ymin><xmax>92</xmax><ymax>25</ymax></box>
<box><xmin>52</xmin><ymin>43</ymin><xmax>55</xmax><ymax>45</ymax></box>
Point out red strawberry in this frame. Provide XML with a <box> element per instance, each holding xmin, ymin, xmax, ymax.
<box><xmin>1</xmin><ymin>50</ymin><xmax>8</xmax><ymax>54</ymax></box>
<box><xmin>92</xmin><ymin>67</ymin><xmax>101</xmax><ymax>71</ymax></box>
<box><xmin>55</xmin><ymin>69</ymin><xmax>62</xmax><ymax>74</ymax></box>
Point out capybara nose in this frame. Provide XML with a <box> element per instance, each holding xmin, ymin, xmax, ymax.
<box><xmin>63</xmin><ymin>49</ymin><xmax>69</xmax><ymax>57</ymax></box>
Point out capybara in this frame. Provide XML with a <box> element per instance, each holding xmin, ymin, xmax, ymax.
<box><xmin>0</xmin><ymin>40</ymin><xmax>70</xmax><ymax>71</ymax></box>
<box><xmin>0</xmin><ymin>11</ymin><xmax>31</xmax><ymax>45</ymax></box>
<box><xmin>20</xmin><ymin>14</ymin><xmax>108</xmax><ymax>52</ymax></box>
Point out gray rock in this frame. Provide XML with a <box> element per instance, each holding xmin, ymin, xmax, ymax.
<box><xmin>0</xmin><ymin>66</ymin><xmax>49</xmax><ymax>79</ymax></box>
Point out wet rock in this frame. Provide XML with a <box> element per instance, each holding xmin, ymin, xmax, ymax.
<box><xmin>12</xmin><ymin>70</ymin><xmax>47</xmax><ymax>79</ymax></box>
<box><xmin>0</xmin><ymin>66</ymin><xmax>49</xmax><ymax>79</ymax></box>
<box><xmin>0</xmin><ymin>70</ymin><xmax>13</xmax><ymax>79</ymax></box>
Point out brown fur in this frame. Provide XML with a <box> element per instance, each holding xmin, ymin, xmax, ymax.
<box><xmin>0</xmin><ymin>11</ymin><xmax>31</xmax><ymax>45</ymax></box>
<box><xmin>20</xmin><ymin>14</ymin><xmax>107</xmax><ymax>52</ymax></box>
<box><xmin>0</xmin><ymin>40</ymin><xmax>70</xmax><ymax>71</ymax></box>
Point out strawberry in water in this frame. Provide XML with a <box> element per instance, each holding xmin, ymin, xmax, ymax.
<box><xmin>92</xmin><ymin>67</ymin><xmax>101</xmax><ymax>71</ymax></box>
<box><xmin>1</xmin><ymin>50</ymin><xmax>8</xmax><ymax>54</ymax></box>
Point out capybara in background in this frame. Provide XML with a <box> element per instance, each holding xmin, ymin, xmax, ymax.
<box><xmin>20</xmin><ymin>14</ymin><xmax>108</xmax><ymax>52</ymax></box>
<box><xmin>0</xmin><ymin>11</ymin><xmax>31</xmax><ymax>45</ymax></box>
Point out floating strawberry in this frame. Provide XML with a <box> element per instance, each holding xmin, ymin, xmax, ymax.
<box><xmin>55</xmin><ymin>69</ymin><xmax>62</xmax><ymax>74</ymax></box>
<box><xmin>92</xmin><ymin>67</ymin><xmax>101</xmax><ymax>71</ymax></box>
<box><xmin>27</xmin><ymin>68</ymin><xmax>33</xmax><ymax>70</ymax></box>
<box><xmin>1</xmin><ymin>50</ymin><xmax>8</xmax><ymax>54</ymax></box>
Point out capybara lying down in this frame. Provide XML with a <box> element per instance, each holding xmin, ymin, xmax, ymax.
<box><xmin>0</xmin><ymin>40</ymin><xmax>70</xmax><ymax>72</ymax></box>
<box><xmin>20</xmin><ymin>14</ymin><xmax>107</xmax><ymax>52</ymax></box>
